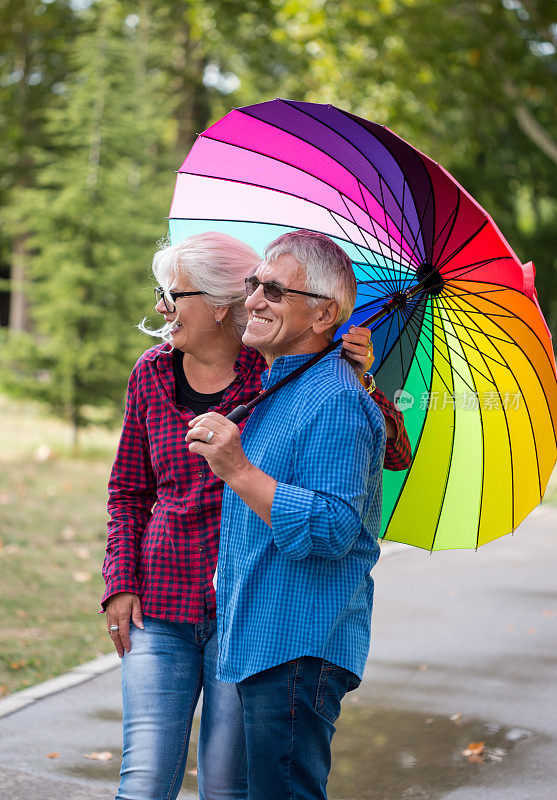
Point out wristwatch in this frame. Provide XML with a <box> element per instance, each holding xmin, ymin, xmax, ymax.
<box><xmin>362</xmin><ymin>372</ymin><xmax>376</xmax><ymax>394</ymax></box>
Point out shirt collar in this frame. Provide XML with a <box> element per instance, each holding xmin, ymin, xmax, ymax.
<box><xmin>146</xmin><ymin>341</ymin><xmax>264</xmax><ymax>408</ymax></box>
<box><xmin>261</xmin><ymin>346</ymin><xmax>342</xmax><ymax>389</ymax></box>
<box><xmin>144</xmin><ymin>341</ymin><xmax>261</xmax><ymax>375</ymax></box>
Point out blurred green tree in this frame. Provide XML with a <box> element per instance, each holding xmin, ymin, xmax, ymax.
<box><xmin>2</xmin><ymin>0</ymin><xmax>170</xmax><ymax>446</ymax></box>
<box><xmin>0</xmin><ymin>0</ymin><xmax>76</xmax><ymax>331</ymax></box>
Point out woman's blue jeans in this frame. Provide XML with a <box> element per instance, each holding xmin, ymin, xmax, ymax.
<box><xmin>116</xmin><ymin>614</ymin><xmax>247</xmax><ymax>800</ymax></box>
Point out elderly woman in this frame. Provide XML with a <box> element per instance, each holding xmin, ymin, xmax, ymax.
<box><xmin>101</xmin><ymin>231</ymin><xmax>410</xmax><ymax>800</ymax></box>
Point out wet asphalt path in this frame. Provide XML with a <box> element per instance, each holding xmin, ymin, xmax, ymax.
<box><xmin>0</xmin><ymin>507</ymin><xmax>555</xmax><ymax>800</ymax></box>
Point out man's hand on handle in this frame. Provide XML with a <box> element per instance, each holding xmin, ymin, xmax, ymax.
<box><xmin>105</xmin><ymin>592</ymin><xmax>144</xmax><ymax>657</ymax></box>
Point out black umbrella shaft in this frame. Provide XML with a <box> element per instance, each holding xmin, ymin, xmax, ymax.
<box><xmin>226</xmin><ymin>297</ymin><xmax>401</xmax><ymax>424</ymax></box>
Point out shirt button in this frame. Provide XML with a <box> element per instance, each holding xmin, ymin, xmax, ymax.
<box><xmin>198</xmin><ymin>471</ymin><xmax>203</xmax><ymax>478</ymax></box>
<box><xmin>198</xmin><ymin>546</ymin><xmax>204</xmax><ymax>552</ymax></box>
<box><xmin>193</xmin><ymin>506</ymin><xmax>199</xmax><ymax>511</ymax></box>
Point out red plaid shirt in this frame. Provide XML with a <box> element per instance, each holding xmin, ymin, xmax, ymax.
<box><xmin>372</xmin><ymin>388</ymin><xmax>412</xmax><ymax>471</ymax></box>
<box><xmin>101</xmin><ymin>344</ymin><xmax>410</xmax><ymax>623</ymax></box>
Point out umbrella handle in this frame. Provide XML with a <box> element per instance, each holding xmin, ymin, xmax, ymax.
<box><xmin>226</xmin><ymin>405</ymin><xmax>249</xmax><ymax>424</ymax></box>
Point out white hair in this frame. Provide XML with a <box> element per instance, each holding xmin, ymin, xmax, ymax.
<box><xmin>139</xmin><ymin>232</ymin><xmax>261</xmax><ymax>342</ymax></box>
<box><xmin>264</xmin><ymin>230</ymin><xmax>357</xmax><ymax>339</ymax></box>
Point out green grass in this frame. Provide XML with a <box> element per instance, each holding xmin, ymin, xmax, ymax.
<box><xmin>0</xmin><ymin>395</ymin><xmax>119</xmax><ymax>695</ymax></box>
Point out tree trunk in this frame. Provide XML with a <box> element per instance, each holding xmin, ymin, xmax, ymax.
<box><xmin>9</xmin><ymin>233</ymin><xmax>31</xmax><ymax>333</ymax></box>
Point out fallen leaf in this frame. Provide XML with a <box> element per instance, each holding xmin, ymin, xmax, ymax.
<box><xmin>84</xmin><ymin>751</ymin><xmax>113</xmax><ymax>761</ymax></box>
<box><xmin>425</xmin><ymin>718</ymin><xmax>434</xmax><ymax>724</ymax></box>
<box><xmin>526</xmin><ymin>627</ymin><xmax>536</xmax><ymax>635</ymax></box>
<box><xmin>75</xmin><ymin>546</ymin><xmax>90</xmax><ymax>559</ymax></box>
<box><xmin>61</xmin><ymin>526</ymin><xmax>76</xmax><ymax>542</ymax></box>
<box><xmin>450</xmin><ymin>712</ymin><xmax>463</xmax><ymax>726</ymax></box>
<box><xmin>467</xmin><ymin>753</ymin><xmax>484</xmax><ymax>764</ymax></box>
<box><xmin>46</xmin><ymin>752</ymin><xmax>60</xmax><ymax>759</ymax></box>
<box><xmin>0</xmin><ymin>685</ymin><xmax>8</xmax><ymax>696</ymax></box>
<box><xmin>419</xmin><ymin>664</ymin><xmax>428</xmax><ymax>671</ymax></box>
<box><xmin>187</xmin><ymin>767</ymin><xmax>198</xmax><ymax>776</ymax></box>
<box><xmin>34</xmin><ymin>444</ymin><xmax>52</xmax><ymax>462</ymax></box>
<box><xmin>542</xmin><ymin>609</ymin><xmax>556</xmax><ymax>618</ymax></box>
<box><xmin>73</xmin><ymin>571</ymin><xmax>91</xmax><ymax>583</ymax></box>
<box><xmin>462</xmin><ymin>741</ymin><xmax>485</xmax><ymax>757</ymax></box>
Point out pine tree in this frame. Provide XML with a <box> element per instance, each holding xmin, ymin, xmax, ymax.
<box><xmin>2</xmin><ymin>0</ymin><xmax>171</xmax><ymax>448</ymax></box>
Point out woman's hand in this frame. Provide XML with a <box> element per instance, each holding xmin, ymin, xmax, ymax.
<box><xmin>105</xmin><ymin>592</ymin><xmax>144</xmax><ymax>657</ymax></box>
<box><xmin>341</xmin><ymin>325</ymin><xmax>374</xmax><ymax>377</ymax></box>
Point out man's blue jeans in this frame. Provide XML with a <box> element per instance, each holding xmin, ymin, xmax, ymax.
<box><xmin>116</xmin><ymin>614</ymin><xmax>247</xmax><ymax>800</ymax></box>
<box><xmin>236</xmin><ymin>656</ymin><xmax>360</xmax><ymax>800</ymax></box>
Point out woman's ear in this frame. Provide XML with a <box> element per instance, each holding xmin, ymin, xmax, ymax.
<box><xmin>312</xmin><ymin>300</ymin><xmax>339</xmax><ymax>335</ymax></box>
<box><xmin>213</xmin><ymin>305</ymin><xmax>230</xmax><ymax>327</ymax></box>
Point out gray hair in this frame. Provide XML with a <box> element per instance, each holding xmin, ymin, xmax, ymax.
<box><xmin>264</xmin><ymin>230</ymin><xmax>357</xmax><ymax>339</ymax></box>
<box><xmin>139</xmin><ymin>231</ymin><xmax>261</xmax><ymax>342</ymax></box>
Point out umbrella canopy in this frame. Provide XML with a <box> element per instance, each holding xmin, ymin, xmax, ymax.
<box><xmin>168</xmin><ymin>99</ymin><xmax>557</xmax><ymax>550</ymax></box>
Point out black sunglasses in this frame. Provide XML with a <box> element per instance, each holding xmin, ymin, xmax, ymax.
<box><xmin>245</xmin><ymin>276</ymin><xmax>330</xmax><ymax>303</ymax></box>
<box><xmin>154</xmin><ymin>286</ymin><xmax>205</xmax><ymax>312</ymax></box>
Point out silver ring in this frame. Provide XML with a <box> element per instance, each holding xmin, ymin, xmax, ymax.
<box><xmin>109</xmin><ymin>624</ymin><xmax>119</xmax><ymax>631</ymax></box>
<box><xmin>205</xmin><ymin>430</ymin><xmax>214</xmax><ymax>444</ymax></box>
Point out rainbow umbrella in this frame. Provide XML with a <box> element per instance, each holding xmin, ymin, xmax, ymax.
<box><xmin>168</xmin><ymin>99</ymin><xmax>557</xmax><ymax>550</ymax></box>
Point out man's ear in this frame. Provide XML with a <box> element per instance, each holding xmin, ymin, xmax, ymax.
<box><xmin>312</xmin><ymin>300</ymin><xmax>339</xmax><ymax>335</ymax></box>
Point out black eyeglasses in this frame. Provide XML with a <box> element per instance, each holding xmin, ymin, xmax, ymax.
<box><xmin>245</xmin><ymin>276</ymin><xmax>330</xmax><ymax>303</ymax></box>
<box><xmin>154</xmin><ymin>286</ymin><xmax>205</xmax><ymax>312</ymax></box>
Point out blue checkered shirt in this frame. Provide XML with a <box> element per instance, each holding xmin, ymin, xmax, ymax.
<box><xmin>216</xmin><ymin>348</ymin><xmax>386</xmax><ymax>683</ymax></box>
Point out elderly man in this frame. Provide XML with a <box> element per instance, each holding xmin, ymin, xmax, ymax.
<box><xmin>186</xmin><ymin>230</ymin><xmax>385</xmax><ymax>800</ymax></box>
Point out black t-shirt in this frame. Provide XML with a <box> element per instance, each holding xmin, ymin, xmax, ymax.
<box><xmin>172</xmin><ymin>348</ymin><xmax>227</xmax><ymax>416</ymax></box>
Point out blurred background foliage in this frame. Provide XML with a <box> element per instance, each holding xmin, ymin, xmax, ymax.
<box><xmin>0</xmin><ymin>0</ymin><xmax>555</xmax><ymax>444</ymax></box>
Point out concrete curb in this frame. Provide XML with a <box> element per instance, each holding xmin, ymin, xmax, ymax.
<box><xmin>0</xmin><ymin>540</ymin><xmax>411</xmax><ymax>720</ymax></box>
<box><xmin>0</xmin><ymin>652</ymin><xmax>120</xmax><ymax>719</ymax></box>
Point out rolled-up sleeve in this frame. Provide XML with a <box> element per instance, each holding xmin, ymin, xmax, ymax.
<box><xmin>101</xmin><ymin>367</ymin><xmax>156</xmax><ymax>607</ymax></box>
<box><xmin>271</xmin><ymin>390</ymin><xmax>385</xmax><ymax>560</ymax></box>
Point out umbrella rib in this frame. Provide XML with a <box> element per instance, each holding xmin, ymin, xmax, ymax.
<box><xmin>435</xmin><ymin>219</ymin><xmax>489</xmax><ymax>273</ymax></box>
<box><xmin>440</xmin><ymin>255</ymin><xmax>513</xmax><ymax>283</ymax></box>
<box><xmin>372</xmin><ymin>295</ymin><xmax>430</xmax><ymax>386</ymax></box>
<box><xmin>444</xmin><ymin>297</ymin><xmax>518</xmax><ymax>538</ymax></box>
<box><xmin>447</xmin><ymin>292</ymin><xmax>556</xmax><ymax>477</ymax></box>
<box><xmin>430</xmin><ymin>188</ymin><xmax>462</xmax><ymax>269</ymax></box>
<box><xmin>198</xmin><ymin>133</ymin><xmax>403</xmax><ymax>253</ymax></box>
<box><xmin>235</xmin><ymin>104</ymin><xmax>425</xmax><ymax>264</ymax></box>
<box><xmin>399</xmin><ymin>182</ymin><xmax>435</xmax><ymax>295</ymax></box>
<box><xmin>347</xmin><ymin>183</ymin><xmax>399</xmax><ymax>274</ymax></box>
<box><xmin>427</xmin><ymin>311</ymin><xmax>516</xmax><ymax>365</ymax></box>
<box><xmin>431</xmin><ymin>310</ymin><xmax>518</xmax><ymax>351</ymax></box>
<box><xmin>395</xmin><ymin>302</ymin><xmax>406</xmax><ymax>380</ymax></box>
<box><xmin>438</xmin><ymin>286</ymin><xmax>511</xmax><ymax>300</ymax></box>
<box><xmin>353</xmin><ymin>181</ymin><xmax>413</xmax><ymax>289</ymax></box>
<box><xmin>274</xmin><ymin>101</ymin><xmax>429</xmax><ymax>267</ymax></box>
<box><xmin>405</xmin><ymin>303</ymin><xmax>495</xmax><ymax>390</ymax></box>
<box><xmin>378</xmin><ymin>174</ymin><xmax>406</xmax><ymax>286</ymax></box>
<box><xmin>440</xmin><ymin>290</ymin><xmax>557</xmax><ymax>460</ymax></box>
<box><xmin>390</xmin><ymin>309</ymin><xmax>428</xmax><ymax>389</ymax></box>
<box><xmin>443</xmin><ymin>285</ymin><xmax>557</xmax><ymax>386</ymax></box>
<box><xmin>327</xmin><ymin>210</ymin><xmax>401</xmax><ymax>295</ymax></box>
<box><xmin>378</xmin><ymin>298</ymin><xmax>435</xmax><ymax>543</ymax></box>
<box><xmin>177</xmin><ymin>169</ymin><xmax>409</xmax><ymax>262</ymax></box>
<box><xmin>401</xmin><ymin>307</ymin><xmax>460</xmax><ymax>394</ymax></box>
<box><xmin>398</xmin><ymin>179</ymin><xmax>426</xmax><ymax>294</ymax></box>
<box><xmin>335</xmin><ymin>196</ymin><xmax>403</xmax><ymax>294</ymax></box>
<box><xmin>375</xmin><ymin>306</ymin><xmax>398</xmax><ymax>367</ymax></box>
<box><xmin>332</xmin><ymin>104</ymin><xmax>434</xmax><ymax>268</ymax></box>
